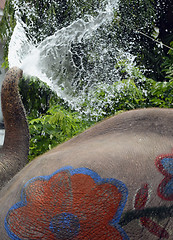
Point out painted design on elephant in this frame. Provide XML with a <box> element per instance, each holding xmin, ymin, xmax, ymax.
<box><xmin>134</xmin><ymin>184</ymin><xmax>169</xmax><ymax>239</ymax></box>
<box><xmin>155</xmin><ymin>153</ymin><xmax>173</xmax><ymax>201</ymax></box>
<box><xmin>132</xmin><ymin>151</ymin><xmax>173</xmax><ymax>239</ymax></box>
<box><xmin>5</xmin><ymin>166</ymin><xmax>129</xmax><ymax>240</ymax></box>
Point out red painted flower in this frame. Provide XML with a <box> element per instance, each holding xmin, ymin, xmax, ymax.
<box><xmin>5</xmin><ymin>167</ymin><xmax>128</xmax><ymax>239</ymax></box>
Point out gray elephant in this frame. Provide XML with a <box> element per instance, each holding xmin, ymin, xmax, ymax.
<box><xmin>0</xmin><ymin>67</ymin><xmax>173</xmax><ymax>239</ymax></box>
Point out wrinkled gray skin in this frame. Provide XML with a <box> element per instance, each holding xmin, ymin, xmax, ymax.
<box><xmin>0</xmin><ymin>67</ymin><xmax>173</xmax><ymax>239</ymax></box>
<box><xmin>0</xmin><ymin>67</ymin><xmax>29</xmax><ymax>190</ymax></box>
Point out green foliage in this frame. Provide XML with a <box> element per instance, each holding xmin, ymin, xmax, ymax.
<box><xmin>18</xmin><ymin>74</ymin><xmax>94</xmax><ymax>161</ymax></box>
<box><xmin>1</xmin><ymin>57</ymin><xmax>9</xmax><ymax>69</ymax></box>
<box><xmin>18</xmin><ymin>75</ymin><xmax>89</xmax><ymax>161</ymax></box>
<box><xmin>22</xmin><ymin>60</ymin><xmax>173</xmax><ymax>161</ymax></box>
<box><xmin>0</xmin><ymin>0</ymin><xmax>105</xmax><ymax>51</ymax></box>
<box><xmin>28</xmin><ymin>105</ymin><xmax>94</xmax><ymax>161</ymax></box>
<box><xmin>78</xmin><ymin>60</ymin><xmax>148</xmax><ymax>120</ymax></box>
<box><xmin>115</xmin><ymin>59</ymin><xmax>173</xmax><ymax>109</ymax></box>
<box><xmin>161</xmin><ymin>41</ymin><xmax>173</xmax><ymax>81</ymax></box>
<box><xmin>1</xmin><ymin>0</ymin><xmax>172</xmax><ymax>161</ymax></box>
<box><xmin>1</xmin><ymin>0</ymin><xmax>173</xmax><ymax>82</ymax></box>
<box><xmin>78</xmin><ymin>58</ymin><xmax>173</xmax><ymax>121</ymax></box>
<box><xmin>113</xmin><ymin>0</ymin><xmax>166</xmax><ymax>81</ymax></box>
<box><xmin>79</xmin><ymin>80</ymin><xmax>145</xmax><ymax>120</ymax></box>
<box><xmin>110</xmin><ymin>0</ymin><xmax>173</xmax><ymax>82</ymax></box>
<box><xmin>148</xmin><ymin>81</ymin><xmax>173</xmax><ymax>108</ymax></box>
<box><xmin>27</xmin><ymin>72</ymin><xmax>173</xmax><ymax>161</ymax></box>
<box><xmin>0</xmin><ymin>0</ymin><xmax>16</xmax><ymax>61</ymax></box>
<box><xmin>19</xmin><ymin>75</ymin><xmax>67</xmax><ymax>118</ymax></box>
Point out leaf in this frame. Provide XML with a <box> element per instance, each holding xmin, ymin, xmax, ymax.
<box><xmin>140</xmin><ymin>217</ymin><xmax>169</xmax><ymax>239</ymax></box>
<box><xmin>134</xmin><ymin>184</ymin><xmax>149</xmax><ymax>210</ymax></box>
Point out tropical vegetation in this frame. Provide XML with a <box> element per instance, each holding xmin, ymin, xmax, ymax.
<box><xmin>0</xmin><ymin>0</ymin><xmax>173</xmax><ymax>160</ymax></box>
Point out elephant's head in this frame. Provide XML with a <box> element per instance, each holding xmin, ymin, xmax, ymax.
<box><xmin>0</xmin><ymin>67</ymin><xmax>29</xmax><ymax>189</ymax></box>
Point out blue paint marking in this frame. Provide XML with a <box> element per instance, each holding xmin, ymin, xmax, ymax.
<box><xmin>163</xmin><ymin>178</ymin><xmax>173</xmax><ymax>196</ymax></box>
<box><xmin>49</xmin><ymin>213</ymin><xmax>80</xmax><ymax>239</ymax></box>
<box><xmin>5</xmin><ymin>166</ymin><xmax>129</xmax><ymax>240</ymax></box>
<box><xmin>161</xmin><ymin>158</ymin><xmax>173</xmax><ymax>175</ymax></box>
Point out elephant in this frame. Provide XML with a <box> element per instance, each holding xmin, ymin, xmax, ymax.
<box><xmin>0</xmin><ymin>67</ymin><xmax>29</xmax><ymax>190</ymax></box>
<box><xmin>0</xmin><ymin>67</ymin><xmax>173</xmax><ymax>239</ymax></box>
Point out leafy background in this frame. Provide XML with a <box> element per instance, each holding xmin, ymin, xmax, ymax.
<box><xmin>0</xmin><ymin>0</ymin><xmax>173</xmax><ymax>160</ymax></box>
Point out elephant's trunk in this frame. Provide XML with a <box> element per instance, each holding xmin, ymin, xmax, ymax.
<box><xmin>0</xmin><ymin>67</ymin><xmax>29</xmax><ymax>189</ymax></box>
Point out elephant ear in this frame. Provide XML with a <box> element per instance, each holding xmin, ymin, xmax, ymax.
<box><xmin>0</xmin><ymin>67</ymin><xmax>29</xmax><ymax>190</ymax></box>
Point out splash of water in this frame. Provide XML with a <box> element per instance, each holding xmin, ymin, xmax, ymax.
<box><xmin>8</xmin><ymin>0</ymin><xmax>137</xmax><ymax>117</ymax></box>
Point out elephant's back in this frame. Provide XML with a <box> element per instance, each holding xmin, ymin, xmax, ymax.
<box><xmin>1</xmin><ymin>108</ymin><xmax>173</xmax><ymax>239</ymax></box>
<box><xmin>56</xmin><ymin>108</ymin><xmax>173</xmax><ymax>148</ymax></box>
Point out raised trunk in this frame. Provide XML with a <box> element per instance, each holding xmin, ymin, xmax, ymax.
<box><xmin>0</xmin><ymin>67</ymin><xmax>29</xmax><ymax>189</ymax></box>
